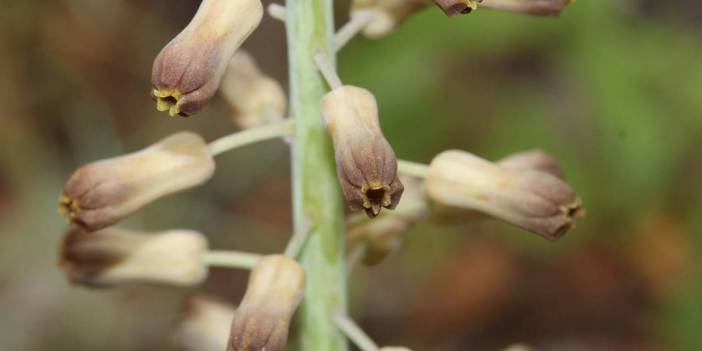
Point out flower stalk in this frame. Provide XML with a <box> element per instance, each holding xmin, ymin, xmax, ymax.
<box><xmin>286</xmin><ymin>0</ymin><xmax>349</xmax><ymax>348</ymax></box>
<box><xmin>207</xmin><ymin>119</ymin><xmax>293</xmax><ymax>156</ymax></box>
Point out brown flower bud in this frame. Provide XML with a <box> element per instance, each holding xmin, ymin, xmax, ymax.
<box><xmin>348</xmin><ymin>176</ymin><xmax>427</xmax><ymax>265</ymax></box>
<box><xmin>60</xmin><ymin>226</ymin><xmax>208</xmax><ymax>287</ymax></box>
<box><xmin>227</xmin><ymin>255</ymin><xmax>304</xmax><ymax>351</ymax></box>
<box><xmin>481</xmin><ymin>0</ymin><xmax>571</xmax><ymax>16</ymax></box>
<box><xmin>151</xmin><ymin>0</ymin><xmax>263</xmax><ymax>117</ymax></box>
<box><xmin>433</xmin><ymin>0</ymin><xmax>480</xmax><ymax>16</ymax></box>
<box><xmin>351</xmin><ymin>0</ymin><xmax>431</xmax><ymax>38</ymax></box>
<box><xmin>59</xmin><ymin>132</ymin><xmax>215</xmax><ymax>231</ymax></box>
<box><xmin>426</xmin><ymin>150</ymin><xmax>584</xmax><ymax>240</ymax></box>
<box><xmin>220</xmin><ymin>51</ymin><xmax>287</xmax><ymax>129</ymax></box>
<box><xmin>321</xmin><ymin>85</ymin><xmax>404</xmax><ymax>218</ymax></box>
<box><xmin>497</xmin><ymin>149</ymin><xmax>564</xmax><ymax>179</ymax></box>
<box><xmin>172</xmin><ymin>297</ymin><xmax>236</xmax><ymax>351</ymax></box>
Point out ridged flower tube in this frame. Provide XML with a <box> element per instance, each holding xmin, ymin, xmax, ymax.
<box><xmin>151</xmin><ymin>0</ymin><xmax>264</xmax><ymax>117</ymax></box>
<box><xmin>426</xmin><ymin>150</ymin><xmax>584</xmax><ymax>240</ymax></box>
<box><xmin>227</xmin><ymin>255</ymin><xmax>305</xmax><ymax>351</ymax></box>
<box><xmin>321</xmin><ymin>85</ymin><xmax>403</xmax><ymax>218</ymax></box>
<box><xmin>59</xmin><ymin>132</ymin><xmax>215</xmax><ymax>231</ymax></box>
<box><xmin>60</xmin><ymin>226</ymin><xmax>208</xmax><ymax>287</ymax></box>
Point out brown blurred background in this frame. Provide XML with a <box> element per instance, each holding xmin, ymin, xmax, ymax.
<box><xmin>1</xmin><ymin>0</ymin><xmax>702</xmax><ymax>350</ymax></box>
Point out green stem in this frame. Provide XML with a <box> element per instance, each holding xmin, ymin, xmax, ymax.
<box><xmin>285</xmin><ymin>0</ymin><xmax>348</xmax><ymax>349</ymax></box>
<box><xmin>200</xmin><ymin>250</ymin><xmax>261</xmax><ymax>269</ymax></box>
<box><xmin>207</xmin><ymin>119</ymin><xmax>292</xmax><ymax>157</ymax></box>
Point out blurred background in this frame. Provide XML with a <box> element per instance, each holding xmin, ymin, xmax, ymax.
<box><xmin>1</xmin><ymin>0</ymin><xmax>701</xmax><ymax>350</ymax></box>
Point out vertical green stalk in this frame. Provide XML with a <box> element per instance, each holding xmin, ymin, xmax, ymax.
<box><xmin>285</xmin><ymin>0</ymin><xmax>348</xmax><ymax>349</ymax></box>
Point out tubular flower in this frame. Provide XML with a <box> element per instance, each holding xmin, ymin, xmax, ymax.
<box><xmin>60</xmin><ymin>226</ymin><xmax>208</xmax><ymax>287</ymax></box>
<box><xmin>480</xmin><ymin>0</ymin><xmax>571</xmax><ymax>16</ymax></box>
<box><xmin>497</xmin><ymin>149</ymin><xmax>564</xmax><ymax>179</ymax></box>
<box><xmin>172</xmin><ymin>297</ymin><xmax>236</xmax><ymax>351</ymax></box>
<box><xmin>220</xmin><ymin>51</ymin><xmax>287</xmax><ymax>129</ymax></box>
<box><xmin>228</xmin><ymin>255</ymin><xmax>305</xmax><ymax>351</ymax></box>
<box><xmin>321</xmin><ymin>85</ymin><xmax>404</xmax><ymax>218</ymax></box>
<box><xmin>425</xmin><ymin>150</ymin><xmax>584</xmax><ymax>240</ymax></box>
<box><xmin>348</xmin><ymin>176</ymin><xmax>427</xmax><ymax>265</ymax></box>
<box><xmin>151</xmin><ymin>0</ymin><xmax>264</xmax><ymax>117</ymax></box>
<box><xmin>351</xmin><ymin>0</ymin><xmax>432</xmax><ymax>38</ymax></box>
<box><xmin>59</xmin><ymin>132</ymin><xmax>215</xmax><ymax>231</ymax></box>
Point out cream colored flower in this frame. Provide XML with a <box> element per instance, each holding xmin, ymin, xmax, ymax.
<box><xmin>60</xmin><ymin>226</ymin><xmax>208</xmax><ymax>287</ymax></box>
<box><xmin>351</xmin><ymin>0</ymin><xmax>431</xmax><ymax>38</ymax></box>
<box><xmin>172</xmin><ymin>296</ymin><xmax>236</xmax><ymax>351</ymax></box>
<box><xmin>322</xmin><ymin>85</ymin><xmax>404</xmax><ymax>217</ymax></box>
<box><xmin>59</xmin><ymin>132</ymin><xmax>215</xmax><ymax>231</ymax></box>
<box><xmin>151</xmin><ymin>0</ymin><xmax>263</xmax><ymax>117</ymax></box>
<box><xmin>227</xmin><ymin>255</ymin><xmax>305</xmax><ymax>351</ymax></box>
<box><xmin>426</xmin><ymin>150</ymin><xmax>584</xmax><ymax>240</ymax></box>
<box><xmin>220</xmin><ymin>51</ymin><xmax>287</xmax><ymax>129</ymax></box>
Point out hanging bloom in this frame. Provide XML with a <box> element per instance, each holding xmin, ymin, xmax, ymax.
<box><xmin>350</xmin><ymin>0</ymin><xmax>431</xmax><ymax>38</ymax></box>
<box><xmin>497</xmin><ymin>149</ymin><xmax>564</xmax><ymax>179</ymax></box>
<box><xmin>348</xmin><ymin>176</ymin><xmax>427</xmax><ymax>265</ymax></box>
<box><xmin>321</xmin><ymin>85</ymin><xmax>404</xmax><ymax>218</ymax></box>
<box><xmin>59</xmin><ymin>132</ymin><xmax>215</xmax><ymax>231</ymax></box>
<box><xmin>60</xmin><ymin>226</ymin><xmax>209</xmax><ymax>287</ymax></box>
<box><xmin>220</xmin><ymin>51</ymin><xmax>287</xmax><ymax>129</ymax></box>
<box><xmin>228</xmin><ymin>255</ymin><xmax>304</xmax><ymax>351</ymax></box>
<box><xmin>425</xmin><ymin>150</ymin><xmax>584</xmax><ymax>240</ymax></box>
<box><xmin>151</xmin><ymin>0</ymin><xmax>264</xmax><ymax>117</ymax></box>
<box><xmin>480</xmin><ymin>0</ymin><xmax>571</xmax><ymax>16</ymax></box>
<box><xmin>172</xmin><ymin>297</ymin><xmax>236</xmax><ymax>351</ymax></box>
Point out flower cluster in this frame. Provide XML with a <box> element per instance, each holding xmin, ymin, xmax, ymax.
<box><xmin>56</xmin><ymin>0</ymin><xmax>581</xmax><ymax>349</ymax></box>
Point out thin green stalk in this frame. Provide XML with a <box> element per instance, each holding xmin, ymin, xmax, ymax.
<box><xmin>285</xmin><ymin>0</ymin><xmax>348</xmax><ymax>349</ymax></box>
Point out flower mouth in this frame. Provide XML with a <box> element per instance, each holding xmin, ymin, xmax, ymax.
<box><xmin>59</xmin><ymin>195</ymin><xmax>80</xmax><ymax>221</ymax></box>
<box><xmin>361</xmin><ymin>183</ymin><xmax>392</xmax><ymax>217</ymax></box>
<box><xmin>153</xmin><ymin>88</ymin><xmax>188</xmax><ymax>117</ymax></box>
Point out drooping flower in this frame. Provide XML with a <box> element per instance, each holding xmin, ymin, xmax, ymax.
<box><xmin>59</xmin><ymin>132</ymin><xmax>215</xmax><ymax>231</ymax></box>
<box><xmin>321</xmin><ymin>85</ymin><xmax>404</xmax><ymax>217</ymax></box>
<box><xmin>60</xmin><ymin>226</ymin><xmax>208</xmax><ymax>287</ymax></box>
<box><xmin>227</xmin><ymin>255</ymin><xmax>305</xmax><ymax>351</ymax></box>
<box><xmin>425</xmin><ymin>150</ymin><xmax>584</xmax><ymax>240</ymax></box>
<box><xmin>151</xmin><ymin>0</ymin><xmax>264</xmax><ymax>117</ymax></box>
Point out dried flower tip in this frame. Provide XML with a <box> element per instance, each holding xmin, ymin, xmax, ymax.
<box><xmin>59</xmin><ymin>132</ymin><xmax>215</xmax><ymax>231</ymax></box>
<box><xmin>434</xmin><ymin>0</ymin><xmax>480</xmax><ymax>16</ymax></box>
<box><xmin>497</xmin><ymin>149</ymin><xmax>564</xmax><ymax>179</ymax></box>
<box><xmin>426</xmin><ymin>150</ymin><xmax>584</xmax><ymax>240</ymax></box>
<box><xmin>481</xmin><ymin>0</ymin><xmax>571</xmax><ymax>16</ymax></box>
<box><xmin>172</xmin><ymin>296</ymin><xmax>236</xmax><ymax>351</ymax></box>
<box><xmin>348</xmin><ymin>176</ymin><xmax>427</xmax><ymax>265</ymax></box>
<box><xmin>220</xmin><ymin>51</ymin><xmax>287</xmax><ymax>129</ymax></box>
<box><xmin>322</xmin><ymin>85</ymin><xmax>404</xmax><ymax>218</ymax></box>
<box><xmin>351</xmin><ymin>0</ymin><xmax>431</xmax><ymax>38</ymax></box>
<box><xmin>60</xmin><ymin>226</ymin><xmax>208</xmax><ymax>287</ymax></box>
<box><xmin>228</xmin><ymin>255</ymin><xmax>304</xmax><ymax>351</ymax></box>
<box><xmin>151</xmin><ymin>0</ymin><xmax>264</xmax><ymax>117</ymax></box>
